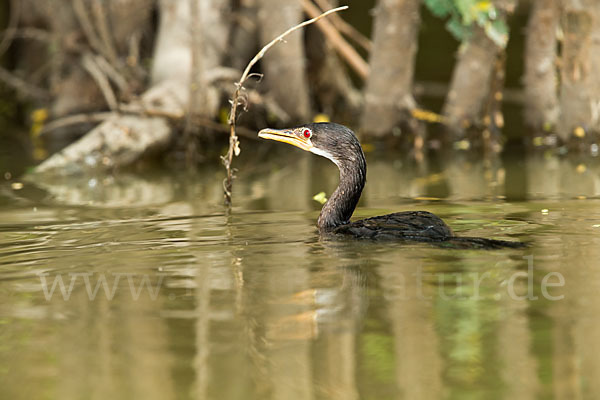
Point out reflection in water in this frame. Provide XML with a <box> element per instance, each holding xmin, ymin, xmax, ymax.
<box><xmin>1</xmin><ymin>153</ymin><xmax>600</xmax><ymax>399</ymax></box>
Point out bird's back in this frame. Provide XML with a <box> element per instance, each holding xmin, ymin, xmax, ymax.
<box><xmin>331</xmin><ymin>210</ymin><xmax>525</xmax><ymax>249</ymax></box>
<box><xmin>333</xmin><ymin>211</ymin><xmax>454</xmax><ymax>240</ymax></box>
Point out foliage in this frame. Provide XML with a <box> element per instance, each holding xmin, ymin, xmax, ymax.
<box><xmin>424</xmin><ymin>0</ymin><xmax>509</xmax><ymax>47</ymax></box>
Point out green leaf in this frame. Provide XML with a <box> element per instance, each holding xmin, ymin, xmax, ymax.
<box><xmin>447</xmin><ymin>18</ymin><xmax>470</xmax><ymax>41</ymax></box>
<box><xmin>425</xmin><ymin>0</ymin><xmax>509</xmax><ymax>46</ymax></box>
<box><xmin>424</xmin><ymin>0</ymin><xmax>453</xmax><ymax>17</ymax></box>
<box><xmin>312</xmin><ymin>191</ymin><xmax>328</xmax><ymax>205</ymax></box>
<box><xmin>484</xmin><ymin>19</ymin><xmax>509</xmax><ymax>47</ymax></box>
<box><xmin>455</xmin><ymin>0</ymin><xmax>474</xmax><ymax>24</ymax></box>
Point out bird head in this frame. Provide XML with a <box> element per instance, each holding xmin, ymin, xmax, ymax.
<box><xmin>258</xmin><ymin>122</ymin><xmax>363</xmax><ymax>167</ymax></box>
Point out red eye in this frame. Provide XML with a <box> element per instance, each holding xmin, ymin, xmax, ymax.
<box><xmin>303</xmin><ymin>129</ymin><xmax>311</xmax><ymax>138</ymax></box>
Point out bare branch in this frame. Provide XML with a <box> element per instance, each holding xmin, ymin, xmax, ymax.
<box><xmin>237</xmin><ymin>5</ymin><xmax>349</xmax><ymax>91</ymax></box>
<box><xmin>190</xmin><ymin>117</ymin><xmax>260</xmax><ymax>141</ymax></box>
<box><xmin>40</xmin><ymin>110</ymin><xmax>260</xmax><ymax>142</ymax></box>
<box><xmin>313</xmin><ymin>0</ymin><xmax>372</xmax><ymax>52</ymax></box>
<box><xmin>82</xmin><ymin>53</ymin><xmax>119</xmax><ymax>110</ymax></box>
<box><xmin>72</xmin><ymin>0</ymin><xmax>106</xmax><ymax>57</ymax></box>
<box><xmin>128</xmin><ymin>33</ymin><xmax>140</xmax><ymax>67</ymax></box>
<box><xmin>222</xmin><ymin>5</ymin><xmax>349</xmax><ymax>206</ymax></box>
<box><xmin>302</xmin><ymin>0</ymin><xmax>368</xmax><ymax>79</ymax></box>
<box><xmin>40</xmin><ymin>112</ymin><xmax>115</xmax><ymax>136</ymax></box>
<box><xmin>91</xmin><ymin>0</ymin><xmax>120</xmax><ymax>64</ymax></box>
<box><xmin>0</xmin><ymin>66</ymin><xmax>50</xmax><ymax>100</ymax></box>
<box><xmin>93</xmin><ymin>54</ymin><xmax>129</xmax><ymax>95</ymax></box>
<box><xmin>10</xmin><ymin>28</ymin><xmax>56</xmax><ymax>44</ymax></box>
<box><xmin>0</xmin><ymin>0</ymin><xmax>21</xmax><ymax>57</ymax></box>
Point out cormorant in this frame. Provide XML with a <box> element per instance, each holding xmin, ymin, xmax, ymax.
<box><xmin>259</xmin><ymin>122</ymin><xmax>524</xmax><ymax>249</ymax></box>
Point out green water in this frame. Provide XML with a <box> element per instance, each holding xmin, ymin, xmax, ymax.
<box><xmin>1</xmin><ymin>149</ymin><xmax>600</xmax><ymax>399</ymax></box>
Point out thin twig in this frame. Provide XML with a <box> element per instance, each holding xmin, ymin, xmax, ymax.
<box><xmin>91</xmin><ymin>0</ymin><xmax>120</xmax><ymax>65</ymax></box>
<box><xmin>238</xmin><ymin>6</ymin><xmax>348</xmax><ymax>92</ymax></box>
<box><xmin>0</xmin><ymin>0</ymin><xmax>21</xmax><ymax>57</ymax></box>
<box><xmin>205</xmin><ymin>66</ymin><xmax>242</xmax><ymax>84</ymax></box>
<box><xmin>10</xmin><ymin>28</ymin><xmax>56</xmax><ymax>44</ymax></box>
<box><xmin>0</xmin><ymin>66</ymin><xmax>50</xmax><ymax>100</ymax></box>
<box><xmin>302</xmin><ymin>0</ymin><xmax>368</xmax><ymax>79</ymax></box>
<box><xmin>93</xmin><ymin>54</ymin><xmax>129</xmax><ymax>95</ymax></box>
<box><xmin>128</xmin><ymin>33</ymin><xmax>141</xmax><ymax>68</ymax></box>
<box><xmin>72</xmin><ymin>0</ymin><xmax>106</xmax><ymax>58</ymax></box>
<box><xmin>82</xmin><ymin>53</ymin><xmax>119</xmax><ymax>110</ymax></box>
<box><xmin>313</xmin><ymin>0</ymin><xmax>372</xmax><ymax>52</ymax></box>
<box><xmin>39</xmin><ymin>109</ymin><xmax>260</xmax><ymax>141</ymax></box>
<box><xmin>222</xmin><ymin>5</ymin><xmax>349</xmax><ymax>206</ymax></box>
<box><xmin>40</xmin><ymin>112</ymin><xmax>115</xmax><ymax>136</ymax></box>
<box><xmin>118</xmin><ymin>102</ymin><xmax>185</xmax><ymax>119</ymax></box>
<box><xmin>190</xmin><ymin>117</ymin><xmax>260</xmax><ymax>141</ymax></box>
<box><xmin>29</xmin><ymin>58</ymin><xmax>55</xmax><ymax>85</ymax></box>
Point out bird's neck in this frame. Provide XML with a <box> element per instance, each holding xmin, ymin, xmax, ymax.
<box><xmin>317</xmin><ymin>152</ymin><xmax>366</xmax><ymax>231</ymax></box>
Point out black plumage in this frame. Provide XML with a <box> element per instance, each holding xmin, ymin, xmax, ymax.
<box><xmin>259</xmin><ymin>122</ymin><xmax>525</xmax><ymax>249</ymax></box>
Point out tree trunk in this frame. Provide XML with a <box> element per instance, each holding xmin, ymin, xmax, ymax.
<box><xmin>442</xmin><ymin>25</ymin><xmax>502</xmax><ymax>139</ymax></box>
<box><xmin>257</xmin><ymin>0</ymin><xmax>311</xmax><ymax>122</ymax></box>
<box><xmin>558</xmin><ymin>0</ymin><xmax>600</xmax><ymax>144</ymax></box>
<box><xmin>523</xmin><ymin>0</ymin><xmax>559</xmax><ymax>133</ymax></box>
<box><xmin>360</xmin><ymin>0</ymin><xmax>421</xmax><ymax>138</ymax></box>
<box><xmin>32</xmin><ymin>0</ymin><xmax>228</xmax><ymax>176</ymax></box>
<box><xmin>442</xmin><ymin>0</ymin><xmax>515</xmax><ymax>140</ymax></box>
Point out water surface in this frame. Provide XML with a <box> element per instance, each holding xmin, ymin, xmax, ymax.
<box><xmin>1</xmin><ymin>151</ymin><xmax>600</xmax><ymax>399</ymax></box>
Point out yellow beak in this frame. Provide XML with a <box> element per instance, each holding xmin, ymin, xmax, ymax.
<box><xmin>258</xmin><ymin>128</ymin><xmax>313</xmax><ymax>152</ymax></box>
